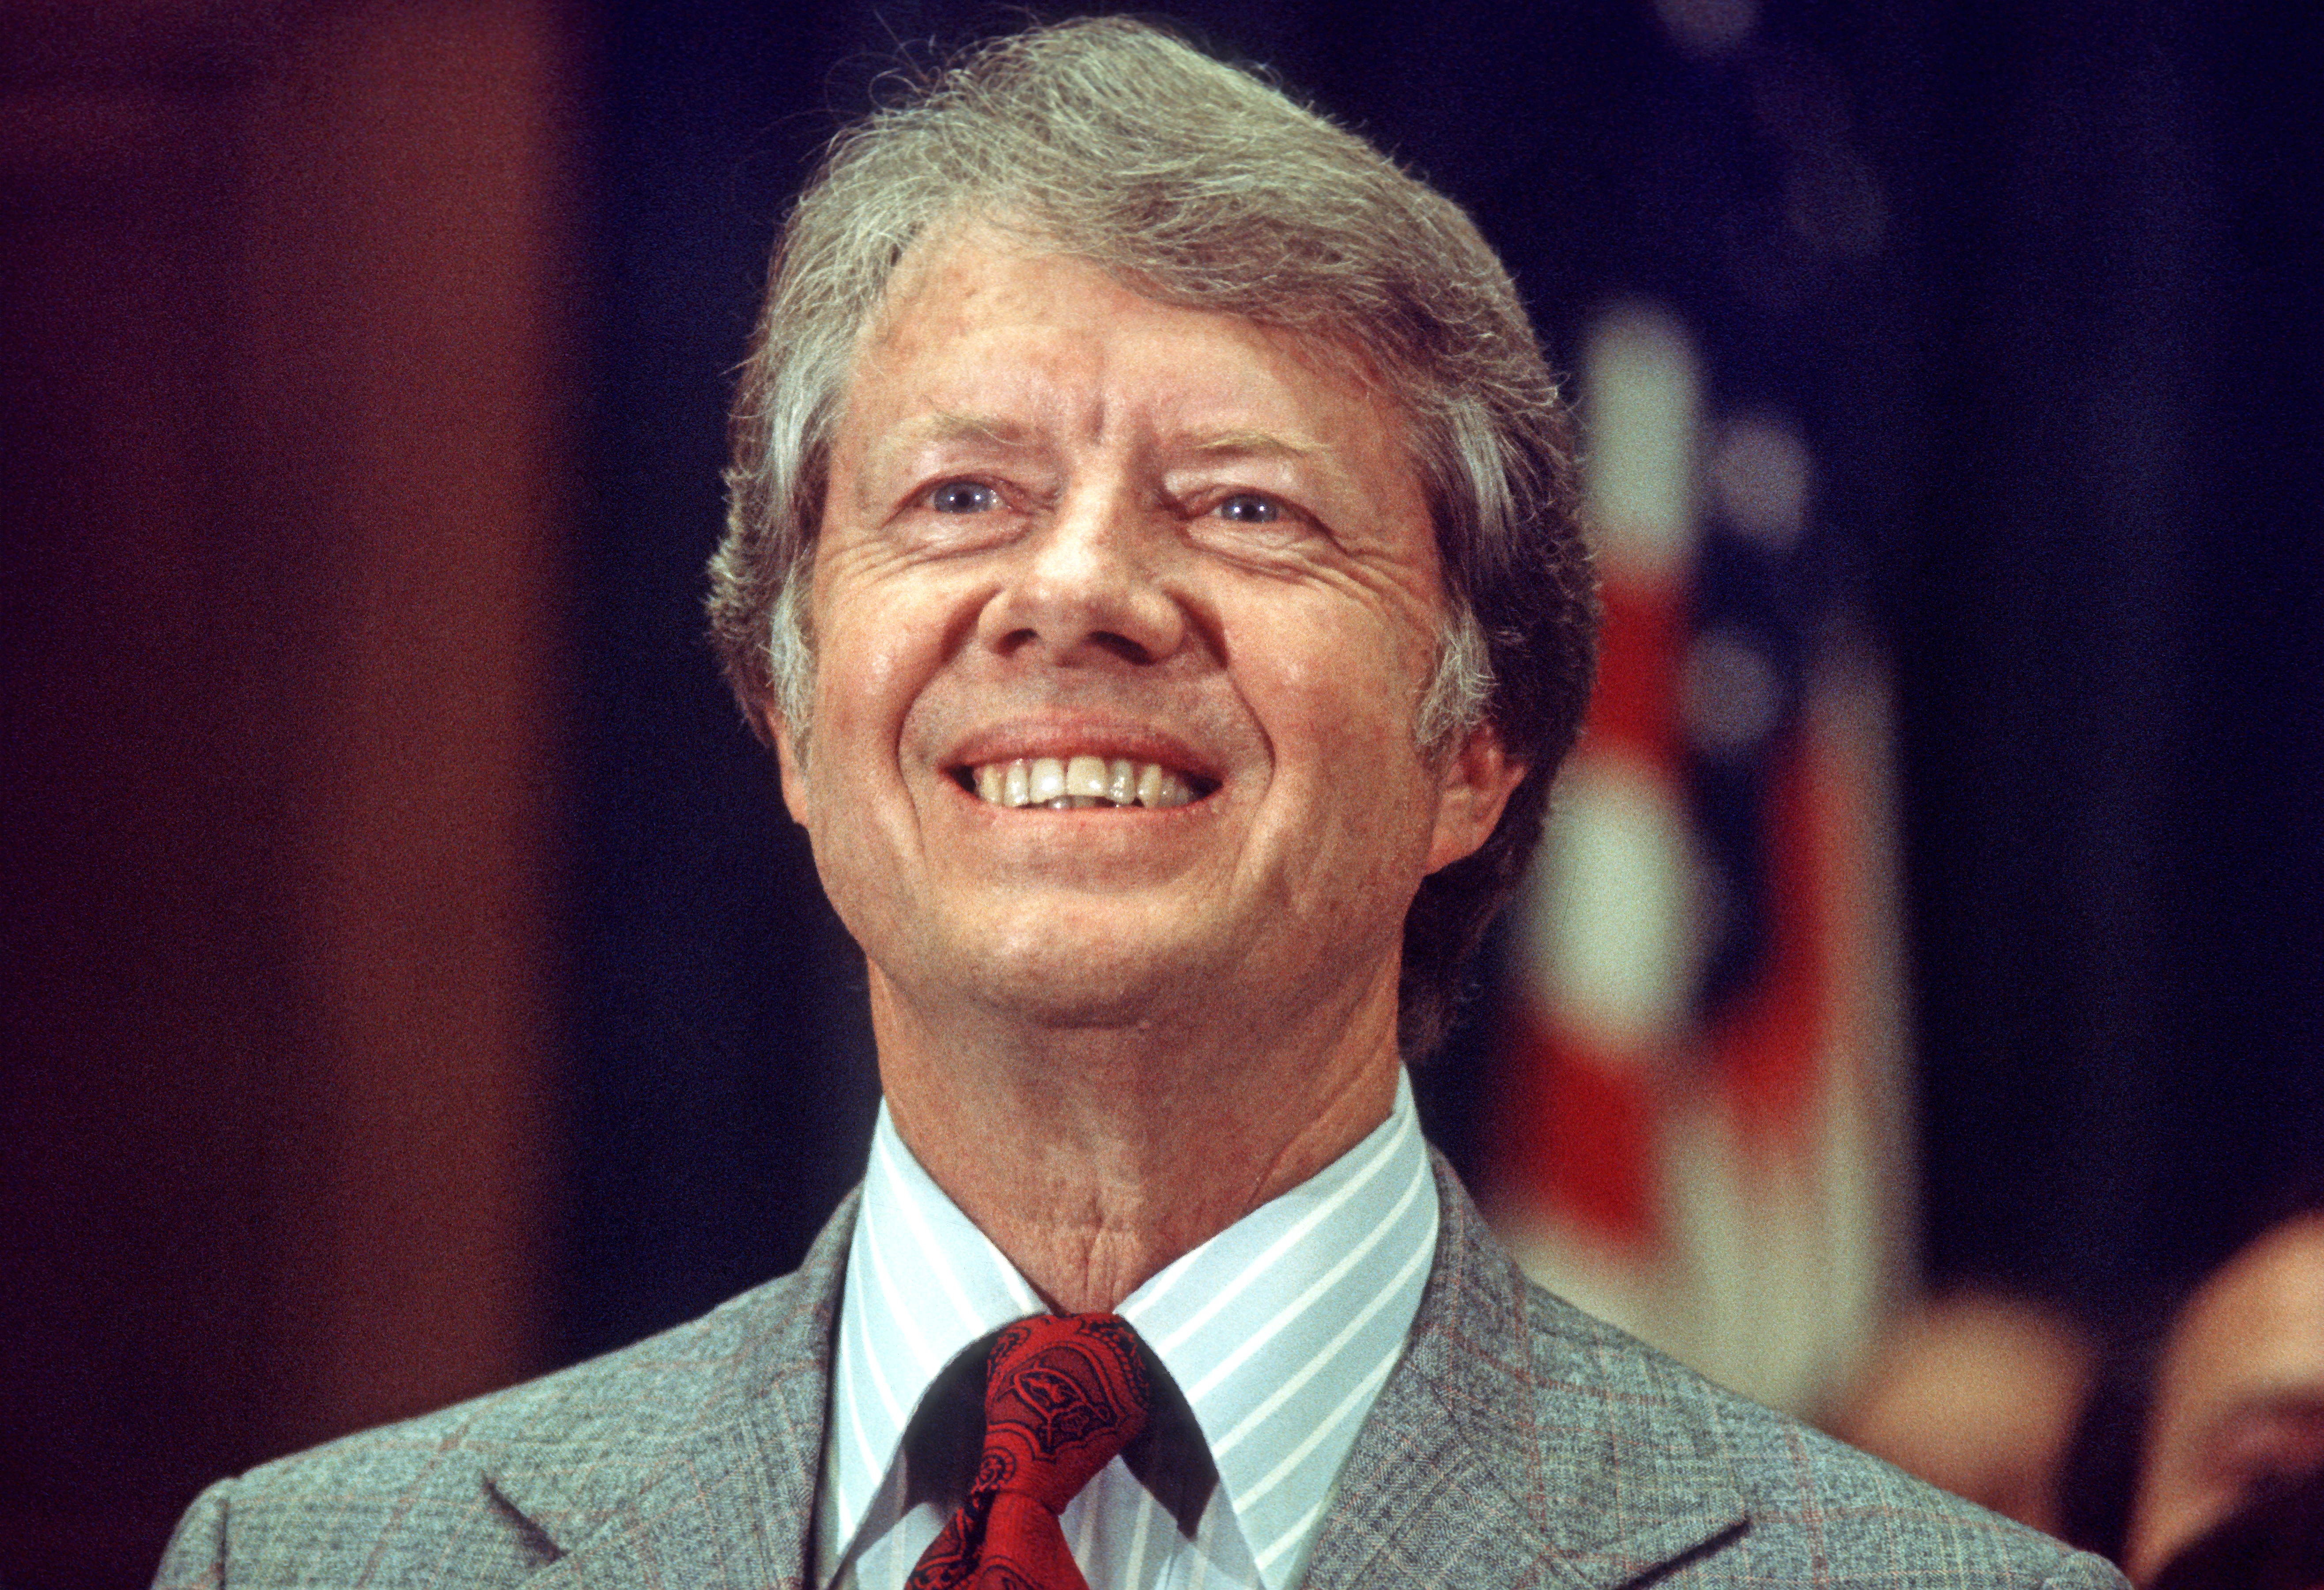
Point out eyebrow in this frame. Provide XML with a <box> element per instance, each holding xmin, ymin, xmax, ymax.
<box><xmin>860</xmin><ymin>412</ymin><xmax>1041</xmax><ymax>471</ymax></box>
<box><xmin>1181</xmin><ymin>428</ymin><xmax>1326</xmax><ymax>460</ymax></box>
<box><xmin>918</xmin><ymin>411</ymin><xmax>1038</xmax><ymax>447</ymax></box>
<box><xmin>896</xmin><ymin>417</ymin><xmax>1327</xmax><ymax>460</ymax></box>
<box><xmin>853</xmin><ymin>413</ymin><xmax>1043</xmax><ymax>507</ymax></box>
<box><xmin>2218</xmin><ymin>1391</ymin><xmax>2324</xmax><ymax>1426</ymax></box>
<box><xmin>2199</xmin><ymin>1392</ymin><xmax>2324</xmax><ymax>1454</ymax></box>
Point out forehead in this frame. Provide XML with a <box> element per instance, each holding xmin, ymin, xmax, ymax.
<box><xmin>831</xmin><ymin>227</ymin><xmax>1426</xmax><ymax>496</ymax></box>
<box><xmin>2161</xmin><ymin>1216</ymin><xmax>2324</xmax><ymax>1410</ymax></box>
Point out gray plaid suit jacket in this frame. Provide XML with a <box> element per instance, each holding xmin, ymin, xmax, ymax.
<box><xmin>157</xmin><ymin>1158</ymin><xmax>2127</xmax><ymax>1588</ymax></box>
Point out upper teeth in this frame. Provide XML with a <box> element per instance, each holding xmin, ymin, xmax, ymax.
<box><xmin>971</xmin><ymin>755</ymin><xmax>1198</xmax><ymax>810</ymax></box>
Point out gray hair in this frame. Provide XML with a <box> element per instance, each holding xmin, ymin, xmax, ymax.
<box><xmin>711</xmin><ymin>17</ymin><xmax>1596</xmax><ymax>1056</ymax></box>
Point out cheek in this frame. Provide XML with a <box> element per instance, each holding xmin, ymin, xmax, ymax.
<box><xmin>1239</xmin><ymin>606</ymin><xmax>1444</xmax><ymax>857</ymax></box>
<box><xmin>792</xmin><ymin>595</ymin><xmax>947</xmax><ymax>887</ymax></box>
<box><xmin>809</xmin><ymin>583</ymin><xmax>945</xmax><ymax>746</ymax></box>
<box><xmin>1260</xmin><ymin>597</ymin><xmax>1438</xmax><ymax>759</ymax></box>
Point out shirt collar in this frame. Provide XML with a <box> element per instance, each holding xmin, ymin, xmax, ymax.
<box><xmin>824</xmin><ymin>1072</ymin><xmax>1439</xmax><ymax>1590</ymax></box>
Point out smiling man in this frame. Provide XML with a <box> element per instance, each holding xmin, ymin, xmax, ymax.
<box><xmin>775</xmin><ymin>231</ymin><xmax>1515</xmax><ymax>1328</ymax></box>
<box><xmin>159</xmin><ymin>19</ymin><xmax>2124</xmax><ymax>1589</ymax></box>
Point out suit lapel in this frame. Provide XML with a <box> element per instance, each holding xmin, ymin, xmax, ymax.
<box><xmin>474</xmin><ymin>1163</ymin><xmax>1748</xmax><ymax>1590</ymax></box>
<box><xmin>502</xmin><ymin>1192</ymin><xmax>858</xmax><ymax>1588</ymax></box>
<box><xmin>1303</xmin><ymin>1161</ymin><xmax>1746</xmax><ymax>1590</ymax></box>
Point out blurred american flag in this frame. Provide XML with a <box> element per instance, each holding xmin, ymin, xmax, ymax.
<box><xmin>1485</xmin><ymin>302</ymin><xmax>1914</xmax><ymax>1418</ymax></box>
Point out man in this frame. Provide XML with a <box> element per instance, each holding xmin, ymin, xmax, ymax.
<box><xmin>1835</xmin><ymin>1290</ymin><xmax>2097</xmax><ymax>1535</ymax></box>
<box><xmin>158</xmin><ymin>19</ymin><xmax>2124</xmax><ymax>1587</ymax></box>
<box><xmin>2126</xmin><ymin>1208</ymin><xmax>2324</xmax><ymax>1583</ymax></box>
<box><xmin>2062</xmin><ymin>1195</ymin><xmax>2324</xmax><ymax>1585</ymax></box>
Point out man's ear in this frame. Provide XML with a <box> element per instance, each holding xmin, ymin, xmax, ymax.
<box><xmin>767</xmin><ymin>709</ymin><xmax>813</xmax><ymax>829</ymax></box>
<box><xmin>1425</xmin><ymin>720</ymin><xmax>1525</xmax><ymax>874</ymax></box>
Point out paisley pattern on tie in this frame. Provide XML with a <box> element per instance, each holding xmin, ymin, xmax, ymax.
<box><xmin>906</xmin><ymin>1314</ymin><xmax>1153</xmax><ymax>1590</ymax></box>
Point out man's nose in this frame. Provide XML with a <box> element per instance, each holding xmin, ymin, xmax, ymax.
<box><xmin>975</xmin><ymin>483</ymin><xmax>1189</xmax><ymax>666</ymax></box>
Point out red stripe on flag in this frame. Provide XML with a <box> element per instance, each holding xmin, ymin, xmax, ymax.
<box><xmin>1590</xmin><ymin>571</ymin><xmax>1683</xmax><ymax>758</ymax></box>
<box><xmin>1491</xmin><ymin>1006</ymin><xmax>1661</xmax><ymax>1250</ymax></box>
<box><xmin>1488</xmin><ymin>559</ymin><xmax>1686</xmax><ymax>1252</ymax></box>
<box><xmin>1708</xmin><ymin>723</ymin><xmax>1834</xmax><ymax>1158</ymax></box>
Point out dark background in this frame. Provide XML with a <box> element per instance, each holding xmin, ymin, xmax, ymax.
<box><xmin>4</xmin><ymin>0</ymin><xmax>2318</xmax><ymax>1582</ymax></box>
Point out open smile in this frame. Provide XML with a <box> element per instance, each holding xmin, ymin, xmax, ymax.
<box><xmin>955</xmin><ymin>755</ymin><xmax>1216</xmax><ymax>810</ymax></box>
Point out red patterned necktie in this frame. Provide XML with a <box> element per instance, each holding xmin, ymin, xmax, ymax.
<box><xmin>905</xmin><ymin>1312</ymin><xmax>1153</xmax><ymax>1590</ymax></box>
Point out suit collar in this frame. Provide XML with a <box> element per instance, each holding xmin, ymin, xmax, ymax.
<box><xmin>499</xmin><ymin>1189</ymin><xmax>858</xmax><ymax>1587</ymax></box>
<box><xmin>484</xmin><ymin>1160</ymin><xmax>1752</xmax><ymax>1590</ymax></box>
<box><xmin>1302</xmin><ymin>1158</ymin><xmax>1748</xmax><ymax>1590</ymax></box>
<box><xmin>828</xmin><ymin>1083</ymin><xmax>1439</xmax><ymax>1590</ymax></box>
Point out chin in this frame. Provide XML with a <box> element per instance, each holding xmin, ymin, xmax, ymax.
<box><xmin>965</xmin><ymin>935</ymin><xmax>1214</xmax><ymax>1033</ymax></box>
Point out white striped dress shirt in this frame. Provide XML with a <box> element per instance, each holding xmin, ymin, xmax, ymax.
<box><xmin>813</xmin><ymin>1071</ymin><xmax>1440</xmax><ymax>1590</ymax></box>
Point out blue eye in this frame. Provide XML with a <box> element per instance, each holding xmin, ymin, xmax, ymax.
<box><xmin>1215</xmin><ymin>493</ymin><xmax>1282</xmax><ymax>523</ymax></box>
<box><xmin>926</xmin><ymin>481</ymin><xmax>998</xmax><ymax>513</ymax></box>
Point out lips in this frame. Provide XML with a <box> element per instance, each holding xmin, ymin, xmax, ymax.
<box><xmin>963</xmin><ymin>754</ymin><xmax>1206</xmax><ymax>809</ymax></box>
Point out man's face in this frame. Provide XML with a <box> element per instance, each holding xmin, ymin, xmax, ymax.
<box><xmin>776</xmin><ymin>228</ymin><xmax>1516</xmax><ymax>1046</ymax></box>
<box><xmin>2127</xmin><ymin>1215</ymin><xmax>2324</xmax><ymax>1582</ymax></box>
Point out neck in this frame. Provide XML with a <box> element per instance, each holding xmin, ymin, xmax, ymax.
<box><xmin>872</xmin><ymin>966</ymin><xmax>1404</xmax><ymax>1314</ymax></box>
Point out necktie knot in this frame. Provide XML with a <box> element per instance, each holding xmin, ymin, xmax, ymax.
<box><xmin>908</xmin><ymin>1312</ymin><xmax>1152</xmax><ymax>1590</ymax></box>
<box><xmin>977</xmin><ymin>1313</ymin><xmax>1151</xmax><ymax>1507</ymax></box>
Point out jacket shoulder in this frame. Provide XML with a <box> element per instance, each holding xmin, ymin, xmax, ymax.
<box><xmin>1511</xmin><ymin>1276</ymin><xmax>2126</xmax><ymax>1586</ymax></box>
<box><xmin>155</xmin><ymin>1210</ymin><xmax>849</xmax><ymax>1586</ymax></box>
